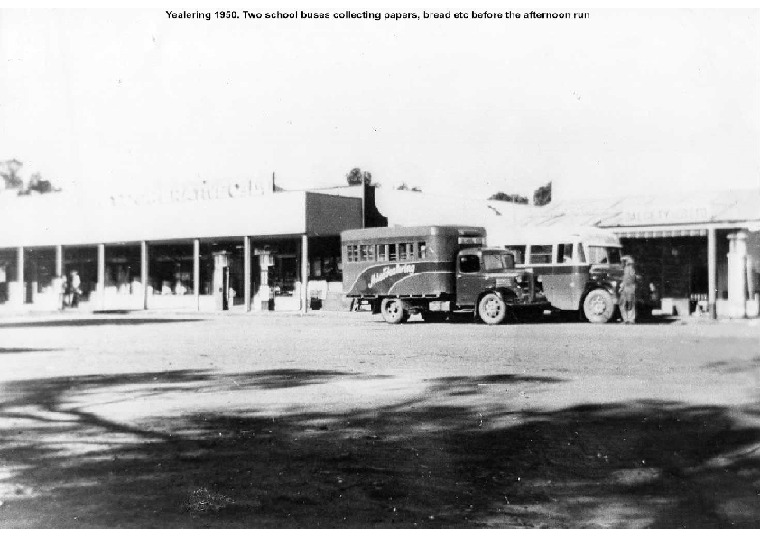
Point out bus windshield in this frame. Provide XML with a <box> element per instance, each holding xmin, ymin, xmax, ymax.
<box><xmin>586</xmin><ymin>245</ymin><xmax>622</xmax><ymax>265</ymax></box>
<box><xmin>483</xmin><ymin>252</ymin><xmax>515</xmax><ymax>271</ymax></box>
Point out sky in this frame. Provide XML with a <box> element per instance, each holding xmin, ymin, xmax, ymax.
<box><xmin>0</xmin><ymin>5</ymin><xmax>758</xmax><ymax>201</ymax></box>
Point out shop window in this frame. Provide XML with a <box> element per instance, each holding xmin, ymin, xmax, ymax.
<box><xmin>557</xmin><ymin>243</ymin><xmax>574</xmax><ymax>264</ymax></box>
<box><xmin>459</xmin><ymin>254</ymin><xmax>480</xmax><ymax>273</ymax></box>
<box><xmin>529</xmin><ymin>245</ymin><xmax>553</xmax><ymax>264</ymax></box>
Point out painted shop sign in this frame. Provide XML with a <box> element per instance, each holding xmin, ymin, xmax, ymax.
<box><xmin>109</xmin><ymin>179</ymin><xmax>267</xmax><ymax>206</ymax></box>
<box><xmin>618</xmin><ymin>206</ymin><xmax>710</xmax><ymax>225</ymax></box>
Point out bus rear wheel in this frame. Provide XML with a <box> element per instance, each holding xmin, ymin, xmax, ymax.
<box><xmin>478</xmin><ymin>293</ymin><xmax>507</xmax><ymax>325</ymax></box>
<box><xmin>381</xmin><ymin>298</ymin><xmax>407</xmax><ymax>324</ymax></box>
<box><xmin>583</xmin><ymin>289</ymin><xmax>615</xmax><ymax>323</ymax></box>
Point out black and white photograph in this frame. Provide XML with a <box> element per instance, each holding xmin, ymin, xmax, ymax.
<box><xmin>0</xmin><ymin>2</ymin><xmax>759</xmax><ymax>529</ymax></box>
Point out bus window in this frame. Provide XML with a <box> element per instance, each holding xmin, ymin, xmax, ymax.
<box><xmin>377</xmin><ymin>244</ymin><xmax>387</xmax><ymax>262</ymax></box>
<box><xmin>388</xmin><ymin>244</ymin><xmax>397</xmax><ymax>261</ymax></box>
<box><xmin>529</xmin><ymin>245</ymin><xmax>553</xmax><ymax>264</ymax></box>
<box><xmin>577</xmin><ymin>243</ymin><xmax>586</xmax><ymax>263</ymax></box>
<box><xmin>367</xmin><ymin>244</ymin><xmax>376</xmax><ymax>262</ymax></box>
<box><xmin>483</xmin><ymin>252</ymin><xmax>515</xmax><ymax>271</ymax></box>
<box><xmin>505</xmin><ymin>245</ymin><xmax>525</xmax><ymax>264</ymax></box>
<box><xmin>557</xmin><ymin>243</ymin><xmax>574</xmax><ymax>264</ymax></box>
<box><xmin>459</xmin><ymin>254</ymin><xmax>480</xmax><ymax>273</ymax></box>
<box><xmin>399</xmin><ymin>243</ymin><xmax>413</xmax><ymax>260</ymax></box>
<box><xmin>359</xmin><ymin>245</ymin><xmax>368</xmax><ymax>262</ymax></box>
<box><xmin>346</xmin><ymin>245</ymin><xmax>358</xmax><ymax>263</ymax></box>
<box><xmin>587</xmin><ymin>245</ymin><xmax>622</xmax><ymax>265</ymax></box>
<box><xmin>418</xmin><ymin>242</ymin><xmax>427</xmax><ymax>259</ymax></box>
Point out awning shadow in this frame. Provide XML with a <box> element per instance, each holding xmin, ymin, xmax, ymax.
<box><xmin>0</xmin><ymin>318</ymin><xmax>204</xmax><ymax>329</ymax></box>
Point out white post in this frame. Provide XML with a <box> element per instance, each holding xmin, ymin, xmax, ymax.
<box><xmin>141</xmin><ymin>241</ymin><xmax>149</xmax><ymax>310</ymax></box>
<box><xmin>301</xmin><ymin>234</ymin><xmax>309</xmax><ymax>313</ymax></box>
<box><xmin>727</xmin><ymin>231</ymin><xmax>748</xmax><ymax>318</ymax></box>
<box><xmin>244</xmin><ymin>236</ymin><xmax>251</xmax><ymax>312</ymax></box>
<box><xmin>193</xmin><ymin>239</ymin><xmax>200</xmax><ymax>311</ymax></box>
<box><xmin>97</xmin><ymin>243</ymin><xmax>105</xmax><ymax>309</ymax></box>
<box><xmin>55</xmin><ymin>245</ymin><xmax>63</xmax><ymax>278</ymax></box>
<box><xmin>15</xmin><ymin>246</ymin><xmax>24</xmax><ymax>306</ymax></box>
<box><xmin>708</xmin><ymin>228</ymin><xmax>717</xmax><ymax>319</ymax></box>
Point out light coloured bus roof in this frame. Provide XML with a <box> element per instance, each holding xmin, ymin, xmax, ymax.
<box><xmin>487</xmin><ymin>225</ymin><xmax>621</xmax><ymax>248</ymax></box>
<box><xmin>342</xmin><ymin>225</ymin><xmax>485</xmax><ymax>242</ymax></box>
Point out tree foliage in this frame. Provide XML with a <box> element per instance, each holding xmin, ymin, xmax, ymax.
<box><xmin>533</xmin><ymin>181</ymin><xmax>552</xmax><ymax>206</ymax></box>
<box><xmin>23</xmin><ymin>173</ymin><xmax>54</xmax><ymax>194</ymax></box>
<box><xmin>346</xmin><ymin>167</ymin><xmax>375</xmax><ymax>186</ymax></box>
<box><xmin>488</xmin><ymin>191</ymin><xmax>529</xmax><ymax>204</ymax></box>
<box><xmin>0</xmin><ymin>159</ymin><xmax>24</xmax><ymax>190</ymax></box>
<box><xmin>396</xmin><ymin>182</ymin><xmax>421</xmax><ymax>192</ymax></box>
<box><xmin>1</xmin><ymin>159</ymin><xmax>59</xmax><ymax>195</ymax></box>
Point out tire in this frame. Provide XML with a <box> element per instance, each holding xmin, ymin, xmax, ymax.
<box><xmin>582</xmin><ymin>289</ymin><xmax>616</xmax><ymax>323</ymax></box>
<box><xmin>381</xmin><ymin>298</ymin><xmax>406</xmax><ymax>324</ymax></box>
<box><xmin>478</xmin><ymin>292</ymin><xmax>507</xmax><ymax>325</ymax></box>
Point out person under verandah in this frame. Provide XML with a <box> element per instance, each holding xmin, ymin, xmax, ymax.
<box><xmin>619</xmin><ymin>255</ymin><xmax>637</xmax><ymax>324</ymax></box>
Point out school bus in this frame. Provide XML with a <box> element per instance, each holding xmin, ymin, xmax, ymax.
<box><xmin>489</xmin><ymin>226</ymin><xmax>656</xmax><ymax>323</ymax></box>
<box><xmin>341</xmin><ymin>225</ymin><xmax>547</xmax><ymax>324</ymax></box>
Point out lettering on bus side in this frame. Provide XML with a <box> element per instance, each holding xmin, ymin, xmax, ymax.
<box><xmin>369</xmin><ymin>264</ymin><xmax>416</xmax><ymax>288</ymax></box>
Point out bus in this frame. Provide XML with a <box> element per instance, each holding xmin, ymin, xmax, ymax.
<box><xmin>489</xmin><ymin>226</ymin><xmax>655</xmax><ymax>323</ymax></box>
<box><xmin>342</xmin><ymin>225</ymin><xmax>547</xmax><ymax>324</ymax></box>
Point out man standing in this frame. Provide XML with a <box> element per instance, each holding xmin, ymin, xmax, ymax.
<box><xmin>70</xmin><ymin>270</ymin><xmax>81</xmax><ymax>308</ymax></box>
<box><xmin>619</xmin><ymin>256</ymin><xmax>637</xmax><ymax>324</ymax></box>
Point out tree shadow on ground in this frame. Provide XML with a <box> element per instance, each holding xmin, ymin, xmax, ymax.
<box><xmin>0</xmin><ymin>318</ymin><xmax>204</xmax><ymax>329</ymax></box>
<box><xmin>0</xmin><ymin>370</ymin><xmax>758</xmax><ymax>529</ymax></box>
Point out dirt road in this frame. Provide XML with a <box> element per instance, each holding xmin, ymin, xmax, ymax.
<box><xmin>0</xmin><ymin>311</ymin><xmax>758</xmax><ymax>528</ymax></box>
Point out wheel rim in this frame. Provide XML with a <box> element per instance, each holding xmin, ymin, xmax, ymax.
<box><xmin>483</xmin><ymin>297</ymin><xmax>502</xmax><ymax>319</ymax></box>
<box><xmin>384</xmin><ymin>300</ymin><xmax>401</xmax><ymax>319</ymax></box>
<box><xmin>589</xmin><ymin>295</ymin><xmax>607</xmax><ymax>316</ymax></box>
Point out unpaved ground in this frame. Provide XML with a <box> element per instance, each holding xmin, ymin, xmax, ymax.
<box><xmin>0</xmin><ymin>311</ymin><xmax>758</xmax><ymax>528</ymax></box>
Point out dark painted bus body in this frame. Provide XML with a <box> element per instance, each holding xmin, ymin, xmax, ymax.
<box><xmin>342</xmin><ymin>225</ymin><xmax>547</xmax><ymax>324</ymax></box>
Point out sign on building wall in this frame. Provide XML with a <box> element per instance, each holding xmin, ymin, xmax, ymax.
<box><xmin>619</xmin><ymin>206</ymin><xmax>710</xmax><ymax>226</ymax></box>
<box><xmin>109</xmin><ymin>179</ymin><xmax>269</xmax><ymax>206</ymax></box>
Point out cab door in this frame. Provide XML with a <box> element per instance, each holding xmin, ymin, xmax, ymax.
<box><xmin>456</xmin><ymin>252</ymin><xmax>483</xmax><ymax>307</ymax></box>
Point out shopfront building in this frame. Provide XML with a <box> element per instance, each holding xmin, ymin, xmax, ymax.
<box><xmin>520</xmin><ymin>189</ymin><xmax>760</xmax><ymax>318</ymax></box>
<box><xmin>0</xmin><ymin>185</ymin><xmax>361</xmax><ymax>313</ymax></box>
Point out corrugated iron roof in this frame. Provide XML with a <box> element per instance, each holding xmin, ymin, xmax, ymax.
<box><xmin>524</xmin><ymin>188</ymin><xmax>760</xmax><ymax>228</ymax></box>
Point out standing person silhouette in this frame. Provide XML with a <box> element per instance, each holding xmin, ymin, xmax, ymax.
<box><xmin>619</xmin><ymin>256</ymin><xmax>637</xmax><ymax>324</ymax></box>
<box><xmin>70</xmin><ymin>270</ymin><xmax>82</xmax><ymax>308</ymax></box>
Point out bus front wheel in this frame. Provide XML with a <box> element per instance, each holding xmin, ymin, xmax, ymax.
<box><xmin>583</xmin><ymin>289</ymin><xmax>616</xmax><ymax>323</ymax></box>
<box><xmin>478</xmin><ymin>293</ymin><xmax>507</xmax><ymax>325</ymax></box>
<box><xmin>381</xmin><ymin>298</ymin><xmax>407</xmax><ymax>324</ymax></box>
